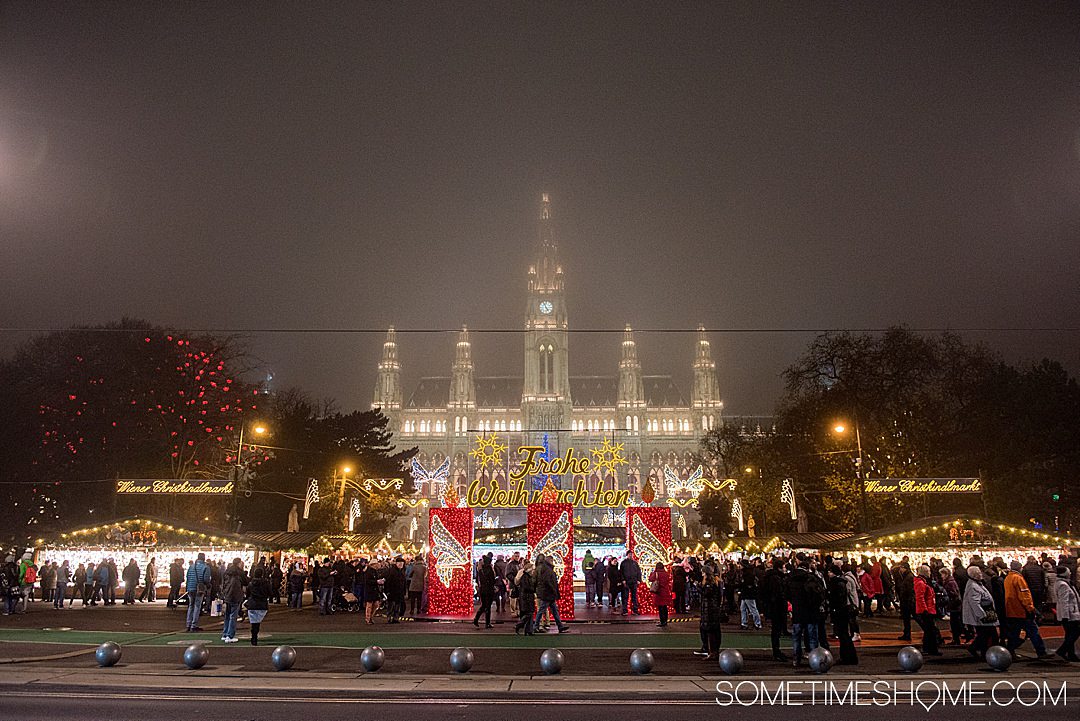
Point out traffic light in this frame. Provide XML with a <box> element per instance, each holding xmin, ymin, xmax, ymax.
<box><xmin>1052</xmin><ymin>493</ymin><xmax>1061</xmax><ymax>502</ymax></box>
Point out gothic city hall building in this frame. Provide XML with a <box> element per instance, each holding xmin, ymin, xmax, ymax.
<box><xmin>372</xmin><ymin>194</ymin><xmax>757</xmax><ymax>527</ymax></box>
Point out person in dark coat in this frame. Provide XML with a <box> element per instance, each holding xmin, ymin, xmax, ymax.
<box><xmin>269</xmin><ymin>562</ymin><xmax>283</xmax><ymax>604</ymax></box>
<box><xmin>786</xmin><ymin>556</ymin><xmax>825</xmax><ymax>666</ymax></box>
<box><xmin>620</xmin><ymin>552</ymin><xmax>642</xmax><ymax>615</ymax></box>
<box><xmin>895</xmin><ymin>563</ymin><xmax>916</xmax><ymax>641</ymax></box>
<box><xmin>361</xmin><ymin>560</ymin><xmax>382</xmax><ymax>624</ymax></box>
<box><xmin>533</xmin><ymin>554</ymin><xmax>570</xmax><ymax>633</ymax></box>
<box><xmin>671</xmin><ymin>561</ymin><xmax>687</xmax><ymax>614</ymax></box>
<box><xmin>1022</xmin><ymin>556</ymin><xmax>1047</xmax><ymax>610</ymax></box>
<box><xmin>699</xmin><ymin>570</ymin><xmax>724</xmax><ymax>659</ymax></box>
<box><xmin>590</xmin><ymin>558</ymin><xmax>607</xmax><ymax>609</ymax></box>
<box><xmin>828</xmin><ymin>564</ymin><xmax>858</xmax><ymax>665</ymax></box>
<box><xmin>122</xmin><ymin>559</ymin><xmax>140</xmax><ymax>605</ymax></box>
<box><xmin>246</xmin><ymin>567</ymin><xmax>271</xmax><ymax>646</ymax></box>
<box><xmin>472</xmin><ymin>553</ymin><xmax>496</xmax><ymax>628</ymax></box>
<box><xmin>606</xmin><ymin>558</ymin><xmax>624</xmax><ymax>611</ymax></box>
<box><xmin>760</xmin><ymin>557</ymin><xmax>789</xmax><ymax>661</ymax></box>
<box><xmin>167</xmin><ymin>559</ymin><xmax>184</xmax><ymax>608</ymax></box>
<box><xmin>385</xmin><ymin>557</ymin><xmax>407</xmax><ymax>623</ymax></box>
<box><xmin>514</xmin><ymin>560</ymin><xmax>537</xmax><ymax>635</ymax></box>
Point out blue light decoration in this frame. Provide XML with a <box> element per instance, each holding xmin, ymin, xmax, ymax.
<box><xmin>532</xmin><ymin>433</ymin><xmax>553</xmax><ymax>491</ymax></box>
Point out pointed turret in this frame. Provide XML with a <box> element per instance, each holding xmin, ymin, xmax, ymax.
<box><xmin>617</xmin><ymin>324</ymin><xmax>644</xmax><ymax>409</ymax></box>
<box><xmin>691</xmin><ymin>325</ymin><xmax>722</xmax><ymax>421</ymax></box>
<box><xmin>449</xmin><ymin>325</ymin><xmax>476</xmax><ymax>409</ymax></box>
<box><xmin>373</xmin><ymin>326</ymin><xmax>402</xmax><ymax>411</ymax></box>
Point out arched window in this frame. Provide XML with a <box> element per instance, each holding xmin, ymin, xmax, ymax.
<box><xmin>539</xmin><ymin>343</ymin><xmax>555</xmax><ymax>393</ymax></box>
<box><xmin>633</xmin><ymin>415</ymin><xmax>639</xmax><ymax>432</ymax></box>
<box><xmin>625</xmin><ymin>415</ymin><xmax>632</xmax><ymax>433</ymax></box>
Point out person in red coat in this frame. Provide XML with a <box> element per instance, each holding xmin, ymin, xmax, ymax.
<box><xmin>648</xmin><ymin>562</ymin><xmax>673</xmax><ymax>628</ymax></box>
<box><xmin>913</xmin><ymin>565</ymin><xmax>941</xmax><ymax>656</ymax></box>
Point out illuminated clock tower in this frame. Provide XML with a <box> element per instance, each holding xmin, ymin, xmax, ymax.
<box><xmin>522</xmin><ymin>193</ymin><xmax>572</xmax><ymax>448</ymax></box>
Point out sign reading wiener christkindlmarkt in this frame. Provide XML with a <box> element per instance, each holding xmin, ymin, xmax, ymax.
<box><xmin>863</xmin><ymin>478</ymin><xmax>982</xmax><ymax>494</ymax></box>
<box><xmin>116</xmin><ymin>479</ymin><xmax>234</xmax><ymax>495</ymax></box>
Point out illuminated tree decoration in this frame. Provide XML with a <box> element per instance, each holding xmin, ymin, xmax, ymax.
<box><xmin>469</xmin><ymin>433</ymin><xmax>506</xmax><ymax>470</ymax></box>
<box><xmin>626</xmin><ymin>507</ymin><xmax>673</xmax><ymax>616</ymax></box>
<box><xmin>527</xmin><ymin>502</ymin><xmax>575</xmax><ymax>619</ymax></box>
<box><xmin>731</xmin><ymin>497</ymin><xmax>745</xmax><ymax>531</ymax></box>
<box><xmin>442</xmin><ymin>482</ymin><xmax>461</xmax><ymax>509</ymax></box>
<box><xmin>348</xmin><ymin>497</ymin><xmax>362</xmax><ymax>531</ymax></box>
<box><xmin>781</xmin><ymin>478</ymin><xmax>797</xmax><ymax>520</ymax></box>
<box><xmin>530</xmin><ymin>433</ymin><xmax>554</xmax><ymax>490</ymax></box>
<box><xmin>538</xmin><ymin>478</ymin><xmax>559</xmax><ymax>504</ymax></box>
<box><xmin>303</xmin><ymin>478</ymin><xmax>320</xmax><ymax>519</ymax></box>
<box><xmin>590</xmin><ymin>437</ymin><xmax>628</xmax><ymax>475</ymax></box>
<box><xmin>427</xmin><ymin>508</ymin><xmax>474</xmax><ymax>616</ymax></box>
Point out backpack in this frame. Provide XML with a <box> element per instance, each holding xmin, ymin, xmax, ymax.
<box><xmin>23</xmin><ymin>565</ymin><xmax>37</xmax><ymax>584</ymax></box>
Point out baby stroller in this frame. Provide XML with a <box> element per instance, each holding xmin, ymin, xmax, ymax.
<box><xmin>332</xmin><ymin>584</ymin><xmax>361</xmax><ymax>613</ymax></box>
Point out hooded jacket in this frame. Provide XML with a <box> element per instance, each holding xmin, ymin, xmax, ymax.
<box><xmin>535</xmin><ymin>558</ymin><xmax>560</xmax><ymax>602</ymax></box>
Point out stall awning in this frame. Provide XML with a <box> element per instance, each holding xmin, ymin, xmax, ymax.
<box><xmin>38</xmin><ymin>514</ymin><xmax>278</xmax><ymax>550</ymax></box>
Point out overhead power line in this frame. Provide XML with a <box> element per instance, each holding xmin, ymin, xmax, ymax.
<box><xmin>0</xmin><ymin>326</ymin><xmax>1077</xmax><ymax>335</ymax></box>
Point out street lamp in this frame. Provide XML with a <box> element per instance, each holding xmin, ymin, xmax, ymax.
<box><xmin>832</xmin><ymin>419</ymin><xmax>868</xmax><ymax>531</ymax></box>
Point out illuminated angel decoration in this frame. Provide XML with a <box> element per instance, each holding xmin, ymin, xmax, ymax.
<box><xmin>663</xmin><ymin>465</ymin><xmax>705</xmax><ymax>498</ymax></box>
<box><xmin>430</xmin><ymin>515</ymin><xmax>470</xmax><ymax>587</ymax></box>
<box><xmin>411</xmin><ymin>457</ymin><xmax>451</xmax><ymax>496</ymax></box>
<box><xmin>532</xmin><ymin>511</ymin><xmax>571</xmax><ymax>580</ymax></box>
<box><xmin>630</xmin><ymin>514</ymin><xmax>671</xmax><ymax>569</ymax></box>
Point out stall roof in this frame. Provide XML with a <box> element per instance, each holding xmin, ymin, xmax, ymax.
<box><xmin>39</xmin><ymin>514</ymin><xmax>280</xmax><ymax>549</ymax></box>
<box><xmin>243</xmin><ymin>531</ymin><xmax>387</xmax><ymax>551</ymax></box>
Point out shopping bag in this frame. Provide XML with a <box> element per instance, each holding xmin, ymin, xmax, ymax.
<box><xmin>210</xmin><ymin>599</ymin><xmax>224</xmax><ymax>617</ymax></box>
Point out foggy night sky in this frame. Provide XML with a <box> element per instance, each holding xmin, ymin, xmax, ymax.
<box><xmin>2</xmin><ymin>2</ymin><xmax>1079</xmax><ymax>416</ymax></box>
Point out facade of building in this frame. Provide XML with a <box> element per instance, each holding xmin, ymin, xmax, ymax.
<box><xmin>372</xmin><ymin>194</ymin><xmax>765</xmax><ymax>524</ymax></box>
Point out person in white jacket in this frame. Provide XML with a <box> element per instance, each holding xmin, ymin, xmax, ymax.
<box><xmin>1052</xmin><ymin>567</ymin><xmax>1080</xmax><ymax>661</ymax></box>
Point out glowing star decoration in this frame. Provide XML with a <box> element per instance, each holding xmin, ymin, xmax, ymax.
<box><xmin>731</xmin><ymin>497</ymin><xmax>745</xmax><ymax>531</ymax></box>
<box><xmin>590</xmin><ymin>437</ymin><xmax>628</xmax><ymax>475</ymax></box>
<box><xmin>781</xmin><ymin>478</ymin><xmax>797</xmax><ymax>520</ymax></box>
<box><xmin>303</xmin><ymin>478</ymin><xmax>320</xmax><ymax>519</ymax></box>
<box><xmin>363</xmin><ymin>477</ymin><xmax>403</xmax><ymax>493</ymax></box>
<box><xmin>429</xmin><ymin>515</ymin><xmax>470</xmax><ymax>587</ymax></box>
<box><xmin>348</xmin><ymin>497</ymin><xmax>362</xmax><ymax>531</ymax></box>
<box><xmin>532</xmin><ymin>511</ymin><xmax>571</xmax><ymax>580</ymax></box>
<box><xmin>527</xmin><ymin>503</ymin><xmax>575</xmax><ymax>619</ymax></box>
<box><xmin>411</xmin><ymin>457</ymin><xmax>451</xmax><ymax>496</ymax></box>
<box><xmin>469</xmin><ymin>433</ymin><xmax>507</xmax><ymax>470</ymax></box>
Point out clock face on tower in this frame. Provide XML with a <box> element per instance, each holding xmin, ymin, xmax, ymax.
<box><xmin>539</xmin><ymin>301</ymin><xmax>553</xmax><ymax>315</ymax></box>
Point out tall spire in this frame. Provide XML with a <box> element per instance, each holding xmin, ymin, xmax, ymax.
<box><xmin>618</xmin><ymin>324</ymin><xmax>644</xmax><ymax>409</ymax></box>
<box><xmin>528</xmin><ymin>192</ymin><xmax>563</xmax><ymax>294</ymax></box>
<box><xmin>450</xmin><ymin>325</ymin><xmax>475</xmax><ymax>408</ymax></box>
<box><xmin>691</xmin><ymin>324</ymin><xmax>721</xmax><ymax>412</ymax></box>
<box><xmin>373</xmin><ymin>326</ymin><xmax>402</xmax><ymax>411</ymax></box>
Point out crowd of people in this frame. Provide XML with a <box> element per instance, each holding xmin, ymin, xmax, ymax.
<box><xmin>4</xmin><ymin>547</ymin><xmax>1078</xmax><ymax>665</ymax></box>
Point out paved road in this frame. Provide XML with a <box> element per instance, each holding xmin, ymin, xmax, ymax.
<box><xmin>0</xmin><ymin>689</ymin><xmax>1072</xmax><ymax>721</ymax></box>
